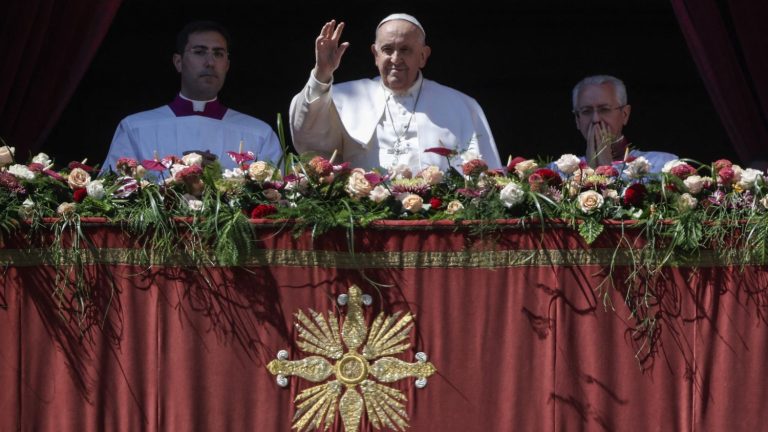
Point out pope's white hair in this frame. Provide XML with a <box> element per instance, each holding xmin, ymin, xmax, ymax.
<box><xmin>572</xmin><ymin>75</ymin><xmax>627</xmax><ymax>110</ymax></box>
<box><xmin>376</xmin><ymin>13</ymin><xmax>426</xmax><ymax>44</ymax></box>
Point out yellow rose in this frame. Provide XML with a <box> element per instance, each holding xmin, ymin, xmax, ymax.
<box><xmin>67</xmin><ymin>168</ymin><xmax>91</xmax><ymax>189</ymax></box>
<box><xmin>445</xmin><ymin>200</ymin><xmax>464</xmax><ymax>215</ymax></box>
<box><xmin>248</xmin><ymin>161</ymin><xmax>274</xmax><ymax>182</ymax></box>
<box><xmin>578</xmin><ymin>190</ymin><xmax>604</xmax><ymax>214</ymax></box>
<box><xmin>400</xmin><ymin>193</ymin><xmax>423</xmax><ymax>213</ymax></box>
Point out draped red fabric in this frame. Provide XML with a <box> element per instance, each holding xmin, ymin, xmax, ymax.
<box><xmin>1</xmin><ymin>222</ymin><xmax>768</xmax><ymax>431</ymax></box>
<box><xmin>0</xmin><ymin>0</ymin><xmax>122</xmax><ymax>159</ymax></box>
<box><xmin>671</xmin><ymin>0</ymin><xmax>768</xmax><ymax>166</ymax></box>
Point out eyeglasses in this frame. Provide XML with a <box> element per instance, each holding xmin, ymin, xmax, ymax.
<box><xmin>573</xmin><ymin>105</ymin><xmax>625</xmax><ymax>118</ymax></box>
<box><xmin>185</xmin><ymin>47</ymin><xmax>229</xmax><ymax>61</ymax></box>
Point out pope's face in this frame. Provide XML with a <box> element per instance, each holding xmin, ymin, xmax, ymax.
<box><xmin>173</xmin><ymin>31</ymin><xmax>230</xmax><ymax>100</ymax></box>
<box><xmin>371</xmin><ymin>20</ymin><xmax>430</xmax><ymax>93</ymax></box>
<box><xmin>574</xmin><ymin>83</ymin><xmax>631</xmax><ymax>141</ymax></box>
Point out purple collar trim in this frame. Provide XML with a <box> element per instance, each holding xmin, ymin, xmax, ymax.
<box><xmin>168</xmin><ymin>95</ymin><xmax>228</xmax><ymax>119</ymax></box>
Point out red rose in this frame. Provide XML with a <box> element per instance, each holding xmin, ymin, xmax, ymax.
<box><xmin>623</xmin><ymin>183</ymin><xmax>647</xmax><ymax>207</ymax></box>
<box><xmin>73</xmin><ymin>188</ymin><xmax>88</xmax><ymax>203</ymax></box>
<box><xmin>250</xmin><ymin>204</ymin><xmax>277</xmax><ymax>219</ymax></box>
<box><xmin>462</xmin><ymin>159</ymin><xmax>488</xmax><ymax>177</ymax></box>
<box><xmin>532</xmin><ymin>168</ymin><xmax>562</xmax><ymax>187</ymax></box>
<box><xmin>429</xmin><ymin>197</ymin><xmax>443</xmax><ymax>209</ymax></box>
<box><xmin>507</xmin><ymin>156</ymin><xmax>527</xmax><ymax>173</ymax></box>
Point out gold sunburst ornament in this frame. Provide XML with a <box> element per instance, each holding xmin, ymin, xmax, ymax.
<box><xmin>267</xmin><ymin>285</ymin><xmax>436</xmax><ymax>431</ymax></box>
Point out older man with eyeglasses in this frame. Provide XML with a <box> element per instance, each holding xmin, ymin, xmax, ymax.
<box><xmin>572</xmin><ymin>75</ymin><xmax>677</xmax><ymax>172</ymax></box>
<box><xmin>101</xmin><ymin>20</ymin><xmax>282</xmax><ymax>171</ymax></box>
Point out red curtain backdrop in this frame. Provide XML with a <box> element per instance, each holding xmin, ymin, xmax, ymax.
<box><xmin>671</xmin><ymin>0</ymin><xmax>768</xmax><ymax>166</ymax></box>
<box><xmin>2</xmin><ymin>222</ymin><xmax>768</xmax><ymax>431</ymax></box>
<box><xmin>0</xmin><ymin>0</ymin><xmax>122</xmax><ymax>159</ymax></box>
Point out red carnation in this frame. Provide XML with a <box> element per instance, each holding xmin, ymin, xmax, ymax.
<box><xmin>718</xmin><ymin>167</ymin><xmax>734</xmax><ymax>184</ymax></box>
<box><xmin>308</xmin><ymin>156</ymin><xmax>333</xmax><ymax>178</ymax></box>
<box><xmin>462</xmin><ymin>159</ymin><xmax>488</xmax><ymax>177</ymax></box>
<box><xmin>669</xmin><ymin>163</ymin><xmax>696</xmax><ymax>179</ymax></box>
<box><xmin>250</xmin><ymin>204</ymin><xmax>277</xmax><ymax>219</ymax></box>
<box><xmin>429</xmin><ymin>197</ymin><xmax>443</xmax><ymax>210</ymax></box>
<box><xmin>595</xmin><ymin>165</ymin><xmax>619</xmax><ymax>177</ymax></box>
<box><xmin>623</xmin><ymin>183</ymin><xmax>647</xmax><ymax>207</ymax></box>
<box><xmin>73</xmin><ymin>188</ymin><xmax>88</xmax><ymax>203</ymax></box>
<box><xmin>713</xmin><ymin>159</ymin><xmax>733</xmax><ymax>172</ymax></box>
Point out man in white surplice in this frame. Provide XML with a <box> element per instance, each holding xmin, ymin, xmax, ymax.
<box><xmin>289</xmin><ymin>13</ymin><xmax>501</xmax><ymax>173</ymax></box>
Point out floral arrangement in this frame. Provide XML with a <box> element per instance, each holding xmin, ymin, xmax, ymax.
<box><xmin>3</xmin><ymin>141</ymin><xmax>768</xmax><ymax>362</ymax></box>
<box><xmin>2</xmin><ymin>143</ymin><xmax>768</xmax><ymax>246</ymax></box>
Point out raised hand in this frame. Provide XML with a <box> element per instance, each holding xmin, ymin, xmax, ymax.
<box><xmin>314</xmin><ymin>20</ymin><xmax>350</xmax><ymax>84</ymax></box>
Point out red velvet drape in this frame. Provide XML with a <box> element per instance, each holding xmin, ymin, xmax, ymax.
<box><xmin>0</xmin><ymin>0</ymin><xmax>122</xmax><ymax>159</ymax></box>
<box><xmin>2</xmin><ymin>222</ymin><xmax>767</xmax><ymax>431</ymax></box>
<box><xmin>671</xmin><ymin>0</ymin><xmax>768</xmax><ymax>166</ymax></box>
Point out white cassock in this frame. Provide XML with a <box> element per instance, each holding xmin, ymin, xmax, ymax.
<box><xmin>290</xmin><ymin>71</ymin><xmax>501</xmax><ymax>173</ymax></box>
<box><xmin>102</xmin><ymin>95</ymin><xmax>282</xmax><ymax>170</ymax></box>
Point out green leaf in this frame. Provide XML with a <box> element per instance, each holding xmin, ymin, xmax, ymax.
<box><xmin>578</xmin><ymin>217</ymin><xmax>604</xmax><ymax>244</ymax></box>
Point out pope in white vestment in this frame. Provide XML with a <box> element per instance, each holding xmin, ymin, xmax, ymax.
<box><xmin>290</xmin><ymin>72</ymin><xmax>501</xmax><ymax>172</ymax></box>
<box><xmin>102</xmin><ymin>95</ymin><xmax>282</xmax><ymax>170</ymax></box>
<box><xmin>290</xmin><ymin>14</ymin><xmax>501</xmax><ymax>173</ymax></box>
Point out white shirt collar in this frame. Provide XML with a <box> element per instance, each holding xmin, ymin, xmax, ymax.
<box><xmin>179</xmin><ymin>93</ymin><xmax>218</xmax><ymax>112</ymax></box>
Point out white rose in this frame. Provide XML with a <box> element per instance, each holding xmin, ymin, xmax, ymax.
<box><xmin>223</xmin><ymin>168</ymin><xmax>246</xmax><ymax>179</ymax></box>
<box><xmin>445</xmin><ymin>200</ymin><xmax>464</xmax><ymax>215</ymax></box>
<box><xmin>345</xmin><ymin>170</ymin><xmax>373</xmax><ymax>199</ymax></box>
<box><xmin>86</xmin><ymin>179</ymin><xmax>106</xmax><ymax>200</ymax></box>
<box><xmin>248</xmin><ymin>161</ymin><xmax>274</xmax><ymax>182</ymax></box>
<box><xmin>761</xmin><ymin>196</ymin><xmax>768</xmax><ymax>210</ymax></box>
<box><xmin>679</xmin><ymin>193</ymin><xmax>698</xmax><ymax>210</ymax></box>
<box><xmin>368</xmin><ymin>185</ymin><xmax>391</xmax><ymax>203</ymax></box>
<box><xmin>8</xmin><ymin>164</ymin><xmax>35</xmax><ymax>180</ymax></box>
<box><xmin>602</xmin><ymin>188</ymin><xmax>620</xmax><ymax>204</ymax></box>
<box><xmin>514</xmin><ymin>159</ymin><xmax>538</xmax><ymax>179</ymax></box>
<box><xmin>578</xmin><ymin>190</ymin><xmax>604</xmax><ymax>214</ymax></box>
<box><xmin>400</xmin><ymin>193</ymin><xmax>423</xmax><ymax>213</ymax></box>
<box><xmin>182</xmin><ymin>193</ymin><xmax>204</xmax><ymax>211</ymax></box>
<box><xmin>623</xmin><ymin>156</ymin><xmax>651</xmax><ymax>179</ymax></box>
<box><xmin>555</xmin><ymin>154</ymin><xmax>581</xmax><ymax>175</ymax></box>
<box><xmin>419</xmin><ymin>165</ymin><xmax>444</xmax><ymax>185</ymax></box>
<box><xmin>684</xmin><ymin>175</ymin><xmax>705</xmax><ymax>194</ymax></box>
<box><xmin>388</xmin><ymin>163</ymin><xmax>412</xmax><ymax>180</ymax></box>
<box><xmin>737</xmin><ymin>168</ymin><xmax>763</xmax><ymax>190</ymax></box>
<box><xmin>67</xmin><ymin>167</ymin><xmax>91</xmax><ymax>189</ymax></box>
<box><xmin>732</xmin><ymin>165</ymin><xmax>743</xmax><ymax>183</ymax></box>
<box><xmin>182</xmin><ymin>152</ymin><xmax>203</xmax><ymax>166</ymax></box>
<box><xmin>499</xmin><ymin>182</ymin><xmax>525</xmax><ymax>208</ymax></box>
<box><xmin>32</xmin><ymin>152</ymin><xmax>52</xmax><ymax>166</ymax></box>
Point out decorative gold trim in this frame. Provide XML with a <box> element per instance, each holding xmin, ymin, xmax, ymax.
<box><xmin>0</xmin><ymin>247</ymin><xmax>763</xmax><ymax>268</ymax></box>
<box><xmin>267</xmin><ymin>285</ymin><xmax>436</xmax><ymax>431</ymax></box>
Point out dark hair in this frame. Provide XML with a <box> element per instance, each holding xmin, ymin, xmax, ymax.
<box><xmin>175</xmin><ymin>20</ymin><xmax>231</xmax><ymax>54</ymax></box>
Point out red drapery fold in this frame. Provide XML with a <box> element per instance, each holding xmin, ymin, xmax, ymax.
<box><xmin>0</xmin><ymin>0</ymin><xmax>122</xmax><ymax>159</ymax></box>
<box><xmin>671</xmin><ymin>0</ymin><xmax>768</xmax><ymax>166</ymax></box>
<box><xmin>2</xmin><ymin>223</ymin><xmax>768</xmax><ymax>431</ymax></box>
